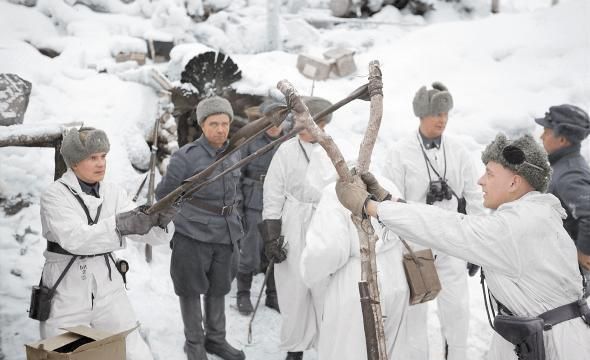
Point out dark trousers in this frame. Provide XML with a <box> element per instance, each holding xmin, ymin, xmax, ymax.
<box><xmin>170</xmin><ymin>232</ymin><xmax>238</xmax><ymax>297</ymax></box>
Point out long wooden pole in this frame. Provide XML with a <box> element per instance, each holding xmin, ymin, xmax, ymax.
<box><xmin>276</xmin><ymin>60</ymin><xmax>386</xmax><ymax>360</ymax></box>
<box><xmin>354</xmin><ymin>61</ymin><xmax>387</xmax><ymax>359</ymax></box>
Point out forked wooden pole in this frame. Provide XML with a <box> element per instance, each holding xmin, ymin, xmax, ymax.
<box><xmin>276</xmin><ymin>60</ymin><xmax>387</xmax><ymax>360</ymax></box>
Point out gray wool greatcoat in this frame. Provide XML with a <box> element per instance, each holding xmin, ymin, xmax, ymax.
<box><xmin>547</xmin><ymin>144</ymin><xmax>590</xmax><ymax>256</ymax></box>
<box><xmin>238</xmin><ymin>132</ymin><xmax>281</xmax><ymax>273</ymax></box>
<box><xmin>156</xmin><ymin>135</ymin><xmax>243</xmax><ymax>296</ymax></box>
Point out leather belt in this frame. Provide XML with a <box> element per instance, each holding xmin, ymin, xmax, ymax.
<box><xmin>539</xmin><ymin>299</ymin><xmax>590</xmax><ymax>329</ymax></box>
<box><xmin>47</xmin><ymin>241</ymin><xmax>111</xmax><ymax>258</ymax></box>
<box><xmin>189</xmin><ymin>199</ymin><xmax>236</xmax><ymax>216</ymax></box>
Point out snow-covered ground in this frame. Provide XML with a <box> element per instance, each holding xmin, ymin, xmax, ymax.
<box><xmin>1</xmin><ymin>0</ymin><xmax>589</xmax><ymax>359</ymax></box>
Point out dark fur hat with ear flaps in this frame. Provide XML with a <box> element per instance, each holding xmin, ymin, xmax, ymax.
<box><xmin>481</xmin><ymin>133</ymin><xmax>552</xmax><ymax>192</ymax></box>
<box><xmin>413</xmin><ymin>82</ymin><xmax>454</xmax><ymax>118</ymax></box>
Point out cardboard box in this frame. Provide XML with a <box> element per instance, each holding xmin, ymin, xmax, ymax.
<box><xmin>296</xmin><ymin>54</ymin><xmax>334</xmax><ymax>80</ymax></box>
<box><xmin>323</xmin><ymin>48</ymin><xmax>357</xmax><ymax>77</ymax></box>
<box><xmin>25</xmin><ymin>325</ymin><xmax>136</xmax><ymax>360</ymax></box>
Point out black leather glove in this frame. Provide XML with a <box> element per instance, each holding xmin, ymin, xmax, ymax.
<box><xmin>360</xmin><ymin>172</ymin><xmax>391</xmax><ymax>202</ymax></box>
<box><xmin>258</xmin><ymin>219</ymin><xmax>287</xmax><ymax>264</ymax></box>
<box><xmin>116</xmin><ymin>206</ymin><xmax>159</xmax><ymax>236</ymax></box>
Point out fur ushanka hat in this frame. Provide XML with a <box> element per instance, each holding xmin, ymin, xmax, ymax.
<box><xmin>60</xmin><ymin>127</ymin><xmax>110</xmax><ymax>167</ymax></box>
<box><xmin>481</xmin><ymin>133</ymin><xmax>552</xmax><ymax>192</ymax></box>
<box><xmin>413</xmin><ymin>82</ymin><xmax>454</xmax><ymax>118</ymax></box>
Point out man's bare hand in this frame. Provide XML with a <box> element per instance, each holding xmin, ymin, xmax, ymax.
<box><xmin>578</xmin><ymin>250</ymin><xmax>590</xmax><ymax>271</ymax></box>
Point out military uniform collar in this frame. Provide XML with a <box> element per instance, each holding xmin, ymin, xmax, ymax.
<box><xmin>196</xmin><ymin>135</ymin><xmax>229</xmax><ymax>157</ymax></box>
<box><xmin>78</xmin><ymin>178</ymin><xmax>100</xmax><ymax>198</ymax></box>
<box><xmin>418</xmin><ymin>130</ymin><xmax>442</xmax><ymax>150</ymax></box>
<box><xmin>548</xmin><ymin>144</ymin><xmax>581</xmax><ymax>165</ymax></box>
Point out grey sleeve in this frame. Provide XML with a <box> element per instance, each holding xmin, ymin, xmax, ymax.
<box><xmin>558</xmin><ymin>172</ymin><xmax>590</xmax><ymax>254</ymax></box>
<box><xmin>155</xmin><ymin>151</ymin><xmax>187</xmax><ymax>200</ymax></box>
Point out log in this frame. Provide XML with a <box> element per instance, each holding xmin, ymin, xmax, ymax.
<box><xmin>0</xmin><ymin>123</ymin><xmax>80</xmax><ymax>180</ymax></box>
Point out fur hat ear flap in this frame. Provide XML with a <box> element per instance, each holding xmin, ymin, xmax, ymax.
<box><xmin>412</xmin><ymin>86</ymin><xmax>429</xmax><ymax>118</ymax></box>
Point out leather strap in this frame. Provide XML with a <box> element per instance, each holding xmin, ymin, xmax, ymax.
<box><xmin>539</xmin><ymin>301</ymin><xmax>585</xmax><ymax>329</ymax></box>
<box><xmin>189</xmin><ymin>198</ymin><xmax>236</xmax><ymax>216</ymax></box>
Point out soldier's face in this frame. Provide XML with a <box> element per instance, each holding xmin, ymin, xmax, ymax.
<box><xmin>201</xmin><ymin>113</ymin><xmax>231</xmax><ymax>148</ymax></box>
<box><xmin>419</xmin><ymin>113</ymin><xmax>448</xmax><ymax>138</ymax></box>
<box><xmin>540</xmin><ymin>127</ymin><xmax>570</xmax><ymax>154</ymax></box>
<box><xmin>478</xmin><ymin>161</ymin><xmax>519</xmax><ymax>209</ymax></box>
<box><xmin>266</xmin><ymin>125</ymin><xmax>282</xmax><ymax>138</ymax></box>
<box><xmin>72</xmin><ymin>152</ymin><xmax>107</xmax><ymax>184</ymax></box>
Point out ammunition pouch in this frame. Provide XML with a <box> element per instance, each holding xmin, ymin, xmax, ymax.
<box><xmin>494</xmin><ymin>315</ymin><xmax>545</xmax><ymax>360</ymax></box>
<box><xmin>29</xmin><ymin>255</ymin><xmax>78</xmax><ymax>321</ymax></box>
<box><xmin>401</xmin><ymin>240</ymin><xmax>441</xmax><ymax>305</ymax></box>
<box><xmin>28</xmin><ymin>285</ymin><xmax>53</xmax><ymax>321</ymax></box>
<box><xmin>492</xmin><ymin>298</ymin><xmax>590</xmax><ymax>360</ymax></box>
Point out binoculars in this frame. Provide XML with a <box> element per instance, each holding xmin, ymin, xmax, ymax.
<box><xmin>426</xmin><ymin>179</ymin><xmax>453</xmax><ymax>205</ymax></box>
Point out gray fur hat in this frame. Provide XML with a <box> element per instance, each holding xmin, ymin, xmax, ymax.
<box><xmin>302</xmin><ymin>96</ymin><xmax>333</xmax><ymax>124</ymax></box>
<box><xmin>196</xmin><ymin>96</ymin><xmax>234</xmax><ymax>126</ymax></box>
<box><xmin>481</xmin><ymin>133</ymin><xmax>552</xmax><ymax>192</ymax></box>
<box><xmin>60</xmin><ymin>127</ymin><xmax>110</xmax><ymax>167</ymax></box>
<box><xmin>413</xmin><ymin>82</ymin><xmax>454</xmax><ymax>118</ymax></box>
<box><xmin>534</xmin><ymin>104</ymin><xmax>590</xmax><ymax>144</ymax></box>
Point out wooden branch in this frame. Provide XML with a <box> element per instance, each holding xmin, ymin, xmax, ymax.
<box><xmin>357</xmin><ymin>61</ymin><xmax>383</xmax><ymax>174</ymax></box>
<box><xmin>359</xmin><ymin>281</ymin><xmax>379</xmax><ymax>360</ymax></box>
<box><xmin>276</xmin><ymin>80</ymin><xmax>351</xmax><ymax>182</ymax></box>
<box><xmin>352</xmin><ymin>60</ymin><xmax>388</xmax><ymax>360</ymax></box>
<box><xmin>277</xmin><ymin>61</ymin><xmax>388</xmax><ymax>360</ymax></box>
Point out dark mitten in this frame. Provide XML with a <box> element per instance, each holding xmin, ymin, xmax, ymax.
<box><xmin>258</xmin><ymin>219</ymin><xmax>287</xmax><ymax>264</ymax></box>
<box><xmin>157</xmin><ymin>206</ymin><xmax>179</xmax><ymax>227</ymax></box>
<box><xmin>116</xmin><ymin>206</ymin><xmax>158</xmax><ymax>236</ymax></box>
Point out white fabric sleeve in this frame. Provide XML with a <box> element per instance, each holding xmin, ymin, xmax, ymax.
<box><xmin>262</xmin><ymin>148</ymin><xmax>287</xmax><ymax>220</ymax></box>
<box><xmin>301</xmin><ymin>193</ymin><xmax>351</xmax><ymax>287</ymax></box>
<box><xmin>377</xmin><ymin>201</ymin><xmax>521</xmax><ymax>277</ymax></box>
<box><xmin>40</xmin><ymin>186</ymin><xmax>122</xmax><ymax>255</ymax></box>
<box><xmin>461</xmin><ymin>149</ymin><xmax>486</xmax><ymax>216</ymax></box>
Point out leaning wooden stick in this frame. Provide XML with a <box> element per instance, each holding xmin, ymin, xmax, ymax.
<box><xmin>276</xmin><ymin>60</ymin><xmax>386</xmax><ymax>360</ymax></box>
<box><xmin>353</xmin><ymin>61</ymin><xmax>387</xmax><ymax>360</ymax></box>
